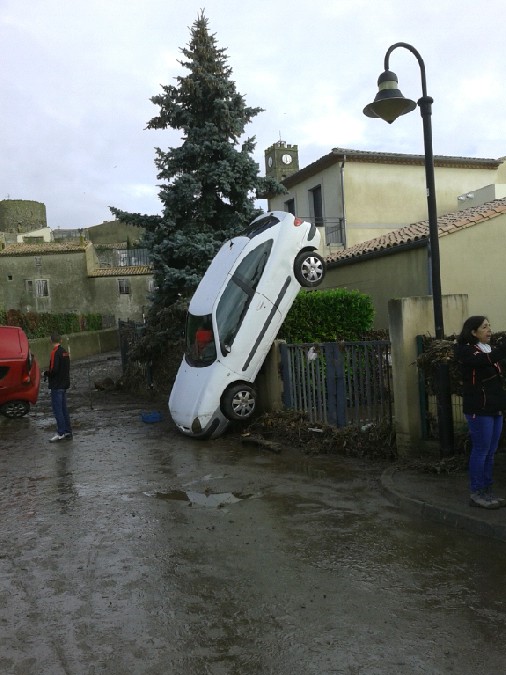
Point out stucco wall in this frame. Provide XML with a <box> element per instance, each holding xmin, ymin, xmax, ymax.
<box><xmin>269</xmin><ymin>157</ymin><xmax>501</xmax><ymax>249</ymax></box>
<box><xmin>322</xmin><ymin>247</ymin><xmax>429</xmax><ymax>329</ymax></box>
<box><xmin>321</xmin><ymin>211</ymin><xmax>506</xmax><ymax>334</ymax></box>
<box><xmin>389</xmin><ymin>294</ymin><xmax>468</xmax><ymax>456</ymax></box>
<box><xmin>1</xmin><ymin>251</ymin><xmax>91</xmax><ymax>314</ymax></box>
<box><xmin>440</xmin><ymin>213</ymin><xmax>506</xmax><ymax>326</ymax></box>
<box><xmin>87</xmin><ymin>276</ymin><xmax>152</xmax><ymax>321</ymax></box>
<box><xmin>87</xmin><ymin>220</ymin><xmax>145</xmax><ymax>245</ymax></box>
<box><xmin>0</xmin><ymin>248</ymin><xmax>152</xmax><ymax>322</ymax></box>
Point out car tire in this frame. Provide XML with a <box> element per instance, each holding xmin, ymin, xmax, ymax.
<box><xmin>0</xmin><ymin>400</ymin><xmax>30</xmax><ymax>418</ymax></box>
<box><xmin>222</xmin><ymin>384</ymin><xmax>256</xmax><ymax>421</ymax></box>
<box><xmin>294</xmin><ymin>250</ymin><xmax>325</xmax><ymax>287</ymax></box>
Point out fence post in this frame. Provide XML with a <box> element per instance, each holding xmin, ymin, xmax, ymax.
<box><xmin>325</xmin><ymin>343</ymin><xmax>347</xmax><ymax>427</ymax></box>
<box><xmin>279</xmin><ymin>343</ymin><xmax>292</xmax><ymax>408</ymax></box>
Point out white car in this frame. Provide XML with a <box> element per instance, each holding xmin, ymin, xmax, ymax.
<box><xmin>168</xmin><ymin>211</ymin><xmax>325</xmax><ymax>438</ymax></box>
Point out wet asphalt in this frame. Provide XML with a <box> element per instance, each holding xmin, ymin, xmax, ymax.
<box><xmin>1</xmin><ymin>353</ymin><xmax>506</xmax><ymax>675</ymax></box>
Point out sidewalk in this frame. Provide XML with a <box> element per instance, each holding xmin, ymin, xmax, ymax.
<box><xmin>381</xmin><ymin>452</ymin><xmax>506</xmax><ymax>543</ymax></box>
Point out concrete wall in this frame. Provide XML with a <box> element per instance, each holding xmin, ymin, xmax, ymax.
<box><xmin>388</xmin><ymin>294</ymin><xmax>468</xmax><ymax>456</ymax></box>
<box><xmin>29</xmin><ymin>328</ymin><xmax>119</xmax><ymax>367</ymax></box>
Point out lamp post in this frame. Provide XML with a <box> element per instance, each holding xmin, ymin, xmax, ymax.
<box><xmin>363</xmin><ymin>42</ymin><xmax>453</xmax><ymax>456</ymax></box>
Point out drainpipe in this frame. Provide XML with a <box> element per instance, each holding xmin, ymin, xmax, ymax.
<box><xmin>340</xmin><ymin>156</ymin><xmax>347</xmax><ymax>248</ymax></box>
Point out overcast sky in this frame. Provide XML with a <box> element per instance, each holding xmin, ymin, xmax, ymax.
<box><xmin>1</xmin><ymin>0</ymin><xmax>505</xmax><ymax>230</ymax></box>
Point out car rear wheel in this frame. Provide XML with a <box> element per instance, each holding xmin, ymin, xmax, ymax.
<box><xmin>222</xmin><ymin>384</ymin><xmax>256</xmax><ymax>421</ymax></box>
<box><xmin>0</xmin><ymin>400</ymin><xmax>30</xmax><ymax>418</ymax></box>
<box><xmin>294</xmin><ymin>250</ymin><xmax>325</xmax><ymax>287</ymax></box>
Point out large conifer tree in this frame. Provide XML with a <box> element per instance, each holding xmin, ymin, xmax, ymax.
<box><xmin>111</xmin><ymin>11</ymin><xmax>284</xmax><ymax>318</ymax></box>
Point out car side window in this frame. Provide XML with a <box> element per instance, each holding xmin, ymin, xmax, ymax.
<box><xmin>216</xmin><ymin>240</ymin><xmax>273</xmax><ymax>355</ymax></box>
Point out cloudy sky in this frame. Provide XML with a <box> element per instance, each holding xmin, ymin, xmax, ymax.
<box><xmin>1</xmin><ymin>0</ymin><xmax>505</xmax><ymax>230</ymax></box>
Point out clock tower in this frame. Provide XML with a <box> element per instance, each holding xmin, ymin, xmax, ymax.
<box><xmin>264</xmin><ymin>141</ymin><xmax>299</xmax><ymax>182</ymax></box>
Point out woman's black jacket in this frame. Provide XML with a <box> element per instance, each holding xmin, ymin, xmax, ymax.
<box><xmin>454</xmin><ymin>341</ymin><xmax>506</xmax><ymax>415</ymax></box>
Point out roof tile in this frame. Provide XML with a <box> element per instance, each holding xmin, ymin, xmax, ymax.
<box><xmin>326</xmin><ymin>198</ymin><xmax>506</xmax><ymax>265</ymax></box>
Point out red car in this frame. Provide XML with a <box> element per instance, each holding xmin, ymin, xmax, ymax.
<box><xmin>0</xmin><ymin>326</ymin><xmax>41</xmax><ymax>418</ymax></box>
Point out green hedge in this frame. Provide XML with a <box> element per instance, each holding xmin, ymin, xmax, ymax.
<box><xmin>0</xmin><ymin>309</ymin><xmax>103</xmax><ymax>338</ymax></box>
<box><xmin>278</xmin><ymin>288</ymin><xmax>374</xmax><ymax>343</ymax></box>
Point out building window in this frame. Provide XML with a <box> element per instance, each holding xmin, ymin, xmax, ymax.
<box><xmin>285</xmin><ymin>198</ymin><xmax>295</xmax><ymax>215</ymax></box>
<box><xmin>35</xmin><ymin>279</ymin><xmax>49</xmax><ymax>297</ymax></box>
<box><xmin>118</xmin><ymin>279</ymin><xmax>131</xmax><ymax>295</ymax></box>
<box><xmin>25</xmin><ymin>279</ymin><xmax>34</xmax><ymax>294</ymax></box>
<box><xmin>309</xmin><ymin>185</ymin><xmax>323</xmax><ymax>227</ymax></box>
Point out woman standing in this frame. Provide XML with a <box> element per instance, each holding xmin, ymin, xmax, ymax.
<box><xmin>455</xmin><ymin>316</ymin><xmax>506</xmax><ymax>509</ymax></box>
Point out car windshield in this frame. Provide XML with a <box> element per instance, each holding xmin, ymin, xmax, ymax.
<box><xmin>185</xmin><ymin>314</ymin><xmax>217</xmax><ymax>366</ymax></box>
<box><xmin>216</xmin><ymin>240</ymin><xmax>273</xmax><ymax>355</ymax></box>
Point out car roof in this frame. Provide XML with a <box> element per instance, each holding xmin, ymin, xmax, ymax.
<box><xmin>0</xmin><ymin>326</ymin><xmax>29</xmax><ymax>360</ymax></box>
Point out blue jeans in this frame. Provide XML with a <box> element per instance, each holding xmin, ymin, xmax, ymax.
<box><xmin>465</xmin><ymin>413</ymin><xmax>503</xmax><ymax>493</ymax></box>
<box><xmin>50</xmin><ymin>389</ymin><xmax>72</xmax><ymax>436</ymax></box>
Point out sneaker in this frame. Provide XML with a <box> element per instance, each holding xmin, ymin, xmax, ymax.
<box><xmin>484</xmin><ymin>488</ymin><xmax>506</xmax><ymax>507</ymax></box>
<box><xmin>469</xmin><ymin>491</ymin><xmax>501</xmax><ymax>509</ymax></box>
<box><xmin>49</xmin><ymin>433</ymin><xmax>65</xmax><ymax>443</ymax></box>
<box><xmin>63</xmin><ymin>433</ymin><xmax>73</xmax><ymax>440</ymax></box>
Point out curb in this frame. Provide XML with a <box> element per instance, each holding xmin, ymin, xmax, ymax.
<box><xmin>380</xmin><ymin>466</ymin><xmax>506</xmax><ymax>544</ymax></box>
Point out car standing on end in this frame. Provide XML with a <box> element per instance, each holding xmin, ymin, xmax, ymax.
<box><xmin>169</xmin><ymin>210</ymin><xmax>326</xmax><ymax>439</ymax></box>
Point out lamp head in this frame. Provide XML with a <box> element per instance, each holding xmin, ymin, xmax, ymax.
<box><xmin>363</xmin><ymin>69</ymin><xmax>417</xmax><ymax>124</ymax></box>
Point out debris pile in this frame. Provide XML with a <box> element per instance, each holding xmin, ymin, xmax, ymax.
<box><xmin>242</xmin><ymin>410</ymin><xmax>397</xmax><ymax>460</ymax></box>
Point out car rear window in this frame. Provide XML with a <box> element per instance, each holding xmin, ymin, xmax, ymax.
<box><xmin>241</xmin><ymin>214</ymin><xmax>280</xmax><ymax>239</ymax></box>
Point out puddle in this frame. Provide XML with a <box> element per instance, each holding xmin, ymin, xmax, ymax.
<box><xmin>147</xmin><ymin>490</ymin><xmax>252</xmax><ymax>508</ymax></box>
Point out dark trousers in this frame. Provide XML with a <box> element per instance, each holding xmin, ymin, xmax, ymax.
<box><xmin>50</xmin><ymin>388</ymin><xmax>72</xmax><ymax>436</ymax></box>
<box><xmin>465</xmin><ymin>413</ymin><xmax>503</xmax><ymax>493</ymax></box>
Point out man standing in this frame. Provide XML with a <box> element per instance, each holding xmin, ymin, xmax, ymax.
<box><xmin>44</xmin><ymin>333</ymin><xmax>72</xmax><ymax>442</ymax></box>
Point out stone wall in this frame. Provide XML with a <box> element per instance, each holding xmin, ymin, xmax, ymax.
<box><xmin>0</xmin><ymin>200</ymin><xmax>47</xmax><ymax>234</ymax></box>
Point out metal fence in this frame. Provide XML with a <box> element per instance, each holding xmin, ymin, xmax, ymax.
<box><xmin>279</xmin><ymin>341</ymin><xmax>393</xmax><ymax>427</ymax></box>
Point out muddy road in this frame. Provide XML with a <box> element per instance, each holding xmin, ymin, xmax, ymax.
<box><xmin>1</xmin><ymin>353</ymin><xmax>506</xmax><ymax>674</ymax></box>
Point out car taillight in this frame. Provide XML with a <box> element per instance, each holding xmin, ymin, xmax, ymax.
<box><xmin>22</xmin><ymin>374</ymin><xmax>31</xmax><ymax>384</ymax></box>
<box><xmin>293</xmin><ymin>218</ymin><xmax>302</xmax><ymax>227</ymax></box>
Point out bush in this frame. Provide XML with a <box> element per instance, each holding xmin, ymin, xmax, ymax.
<box><xmin>0</xmin><ymin>310</ymin><xmax>104</xmax><ymax>338</ymax></box>
<box><xmin>278</xmin><ymin>288</ymin><xmax>374</xmax><ymax>343</ymax></box>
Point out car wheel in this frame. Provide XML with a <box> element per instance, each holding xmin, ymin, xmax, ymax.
<box><xmin>294</xmin><ymin>250</ymin><xmax>325</xmax><ymax>287</ymax></box>
<box><xmin>0</xmin><ymin>400</ymin><xmax>30</xmax><ymax>418</ymax></box>
<box><xmin>222</xmin><ymin>384</ymin><xmax>256</xmax><ymax>421</ymax></box>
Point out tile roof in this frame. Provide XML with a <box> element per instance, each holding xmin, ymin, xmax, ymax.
<box><xmin>88</xmin><ymin>266</ymin><xmax>152</xmax><ymax>277</ymax></box>
<box><xmin>326</xmin><ymin>198</ymin><xmax>506</xmax><ymax>266</ymax></box>
<box><xmin>0</xmin><ymin>241</ymin><xmax>90</xmax><ymax>256</ymax></box>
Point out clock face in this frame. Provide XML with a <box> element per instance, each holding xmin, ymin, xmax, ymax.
<box><xmin>267</xmin><ymin>156</ymin><xmax>273</xmax><ymax>168</ymax></box>
<box><xmin>281</xmin><ymin>154</ymin><xmax>292</xmax><ymax>165</ymax></box>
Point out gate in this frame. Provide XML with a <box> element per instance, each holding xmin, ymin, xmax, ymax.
<box><xmin>279</xmin><ymin>341</ymin><xmax>393</xmax><ymax>427</ymax></box>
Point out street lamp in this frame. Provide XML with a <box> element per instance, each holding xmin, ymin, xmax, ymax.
<box><xmin>363</xmin><ymin>42</ymin><xmax>453</xmax><ymax>455</ymax></box>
